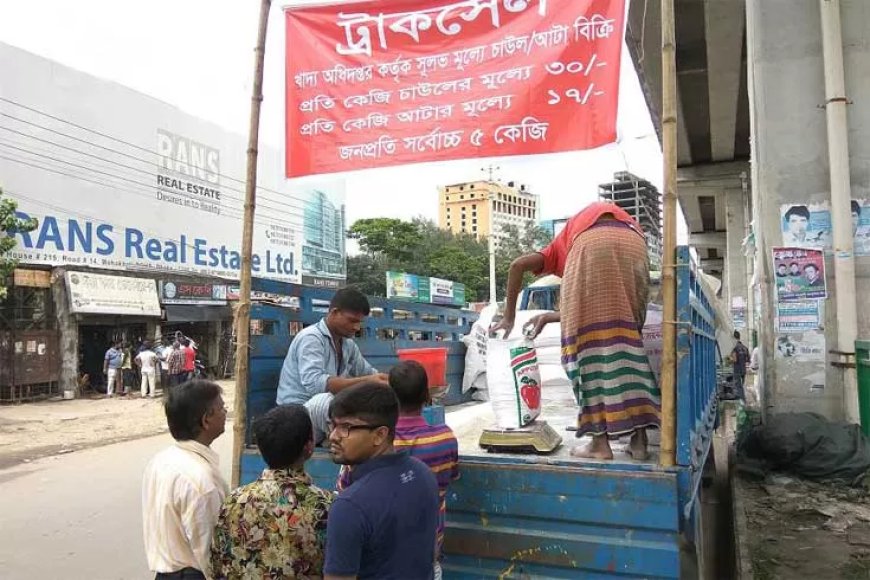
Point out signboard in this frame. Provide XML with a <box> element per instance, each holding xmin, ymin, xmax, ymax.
<box><xmin>386</xmin><ymin>271</ymin><xmax>465</xmax><ymax>306</ymax></box>
<box><xmin>159</xmin><ymin>281</ymin><xmax>228</xmax><ymax>305</ymax></box>
<box><xmin>13</xmin><ymin>268</ymin><xmax>51</xmax><ymax>288</ymax></box>
<box><xmin>0</xmin><ymin>43</ymin><xmax>347</xmax><ymax>285</ymax></box>
<box><xmin>285</xmin><ymin>0</ymin><xmax>624</xmax><ymax>177</ymax></box>
<box><xmin>773</xmin><ymin>247</ymin><xmax>827</xmax><ymax>301</ymax></box>
<box><xmin>65</xmin><ymin>271</ymin><xmax>161</xmax><ymax>316</ymax></box>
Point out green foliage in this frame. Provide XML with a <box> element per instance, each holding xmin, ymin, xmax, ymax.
<box><xmin>0</xmin><ymin>187</ymin><xmax>38</xmax><ymax>300</ymax></box>
<box><xmin>346</xmin><ymin>216</ymin><xmax>553</xmax><ymax>304</ymax></box>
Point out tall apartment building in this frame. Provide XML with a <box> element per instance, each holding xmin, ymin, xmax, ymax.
<box><xmin>598</xmin><ymin>171</ymin><xmax>663</xmax><ymax>269</ymax></box>
<box><xmin>302</xmin><ymin>190</ymin><xmax>346</xmax><ymax>279</ymax></box>
<box><xmin>438</xmin><ymin>180</ymin><xmax>540</xmax><ymax>245</ymax></box>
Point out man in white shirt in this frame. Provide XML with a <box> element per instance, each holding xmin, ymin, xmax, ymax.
<box><xmin>136</xmin><ymin>341</ymin><xmax>160</xmax><ymax>398</ymax></box>
<box><xmin>142</xmin><ymin>380</ymin><xmax>228</xmax><ymax>580</ymax></box>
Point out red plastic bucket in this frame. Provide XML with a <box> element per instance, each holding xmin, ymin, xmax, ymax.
<box><xmin>396</xmin><ymin>347</ymin><xmax>448</xmax><ymax>388</ymax></box>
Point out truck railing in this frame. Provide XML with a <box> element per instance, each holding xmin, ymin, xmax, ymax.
<box><xmin>244</xmin><ymin>277</ymin><xmax>478</xmax><ymax>444</ymax></box>
<box><xmin>674</xmin><ymin>245</ymin><xmax>719</xmax><ymax>518</ymax></box>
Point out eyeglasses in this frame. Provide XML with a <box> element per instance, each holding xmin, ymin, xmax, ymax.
<box><xmin>327</xmin><ymin>421</ymin><xmax>383</xmax><ymax>439</ymax></box>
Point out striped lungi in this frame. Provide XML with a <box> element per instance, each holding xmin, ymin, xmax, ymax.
<box><xmin>560</xmin><ymin>221</ymin><xmax>661</xmax><ymax>436</ymax></box>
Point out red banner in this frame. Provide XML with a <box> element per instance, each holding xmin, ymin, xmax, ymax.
<box><xmin>285</xmin><ymin>0</ymin><xmax>624</xmax><ymax>178</ymax></box>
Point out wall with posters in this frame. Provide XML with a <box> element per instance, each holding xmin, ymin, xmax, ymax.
<box><xmin>0</xmin><ymin>42</ymin><xmax>346</xmax><ymax>287</ymax></box>
<box><xmin>746</xmin><ymin>0</ymin><xmax>870</xmax><ymax>420</ymax></box>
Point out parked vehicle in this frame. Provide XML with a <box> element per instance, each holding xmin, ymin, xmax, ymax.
<box><xmin>236</xmin><ymin>246</ymin><xmax>719</xmax><ymax>578</ymax></box>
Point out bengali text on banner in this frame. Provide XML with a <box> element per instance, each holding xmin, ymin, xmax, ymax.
<box><xmin>285</xmin><ymin>0</ymin><xmax>625</xmax><ymax>177</ymax></box>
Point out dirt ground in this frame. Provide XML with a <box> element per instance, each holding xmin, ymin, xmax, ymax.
<box><xmin>740</xmin><ymin>475</ymin><xmax>870</xmax><ymax>579</ymax></box>
<box><xmin>0</xmin><ymin>379</ymin><xmax>236</xmax><ymax>469</ymax></box>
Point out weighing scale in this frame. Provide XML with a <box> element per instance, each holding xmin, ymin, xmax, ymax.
<box><xmin>478</xmin><ymin>420</ymin><xmax>563</xmax><ymax>454</ymax></box>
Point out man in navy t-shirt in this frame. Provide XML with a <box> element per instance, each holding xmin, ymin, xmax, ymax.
<box><xmin>324</xmin><ymin>382</ymin><xmax>439</xmax><ymax>580</ymax></box>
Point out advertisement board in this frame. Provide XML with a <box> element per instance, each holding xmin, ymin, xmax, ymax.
<box><xmin>386</xmin><ymin>271</ymin><xmax>465</xmax><ymax>306</ymax></box>
<box><xmin>285</xmin><ymin>0</ymin><xmax>625</xmax><ymax>176</ymax></box>
<box><xmin>159</xmin><ymin>281</ymin><xmax>228</xmax><ymax>305</ymax></box>
<box><xmin>0</xmin><ymin>43</ymin><xmax>346</xmax><ymax>285</ymax></box>
<box><xmin>66</xmin><ymin>271</ymin><xmax>161</xmax><ymax>316</ymax></box>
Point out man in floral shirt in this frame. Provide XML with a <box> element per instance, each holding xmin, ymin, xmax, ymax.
<box><xmin>210</xmin><ymin>404</ymin><xmax>333</xmax><ymax>578</ymax></box>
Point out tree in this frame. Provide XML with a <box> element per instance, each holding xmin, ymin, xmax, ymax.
<box><xmin>345</xmin><ymin>216</ymin><xmax>552</xmax><ymax>304</ymax></box>
<box><xmin>494</xmin><ymin>220</ymin><xmax>553</xmax><ymax>296</ymax></box>
<box><xmin>348</xmin><ymin>218</ymin><xmax>423</xmax><ymax>264</ymax></box>
<box><xmin>0</xmin><ymin>187</ymin><xmax>38</xmax><ymax>300</ymax></box>
<box><xmin>346</xmin><ymin>253</ymin><xmax>390</xmax><ymax>297</ymax></box>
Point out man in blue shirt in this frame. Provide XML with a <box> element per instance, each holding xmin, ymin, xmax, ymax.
<box><xmin>324</xmin><ymin>383</ymin><xmax>439</xmax><ymax>580</ymax></box>
<box><xmin>277</xmin><ymin>288</ymin><xmax>388</xmax><ymax>443</ymax></box>
<box><xmin>103</xmin><ymin>339</ymin><xmax>124</xmax><ymax>397</ymax></box>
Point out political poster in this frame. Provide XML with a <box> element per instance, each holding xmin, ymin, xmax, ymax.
<box><xmin>780</xmin><ymin>199</ymin><xmax>870</xmax><ymax>256</ymax></box>
<box><xmin>285</xmin><ymin>0</ymin><xmax>625</xmax><ymax>177</ymax></box>
<box><xmin>773</xmin><ymin>247</ymin><xmax>827</xmax><ymax>301</ymax></box>
<box><xmin>776</xmin><ymin>301</ymin><xmax>823</xmax><ymax>333</ymax></box>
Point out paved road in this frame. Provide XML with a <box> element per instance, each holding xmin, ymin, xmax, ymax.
<box><xmin>0</xmin><ymin>425</ymin><xmax>234</xmax><ymax>580</ymax></box>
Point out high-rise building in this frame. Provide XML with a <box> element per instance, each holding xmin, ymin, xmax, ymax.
<box><xmin>437</xmin><ymin>180</ymin><xmax>540</xmax><ymax>245</ymax></box>
<box><xmin>599</xmin><ymin>171</ymin><xmax>663</xmax><ymax>269</ymax></box>
<box><xmin>302</xmin><ymin>190</ymin><xmax>346</xmax><ymax>279</ymax></box>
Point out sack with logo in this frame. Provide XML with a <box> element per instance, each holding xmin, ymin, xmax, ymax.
<box><xmin>487</xmin><ymin>338</ymin><xmax>543</xmax><ymax>429</ymax></box>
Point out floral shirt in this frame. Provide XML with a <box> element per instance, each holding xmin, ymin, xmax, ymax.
<box><xmin>210</xmin><ymin>468</ymin><xmax>334</xmax><ymax>579</ymax></box>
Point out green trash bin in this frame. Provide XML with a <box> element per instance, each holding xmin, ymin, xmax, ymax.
<box><xmin>857</xmin><ymin>340</ymin><xmax>870</xmax><ymax>436</ymax></box>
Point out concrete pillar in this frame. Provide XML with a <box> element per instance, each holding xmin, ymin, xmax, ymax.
<box><xmin>51</xmin><ymin>269</ymin><xmax>79</xmax><ymax>394</ymax></box>
<box><xmin>744</xmin><ymin>0</ymin><xmax>870</xmax><ymax>420</ymax></box>
<box><xmin>725</xmin><ymin>188</ymin><xmax>749</xmax><ymax>326</ymax></box>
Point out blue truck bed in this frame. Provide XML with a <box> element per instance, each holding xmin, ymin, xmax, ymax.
<box><xmin>239</xmin><ymin>246</ymin><xmax>717</xmax><ymax>578</ymax></box>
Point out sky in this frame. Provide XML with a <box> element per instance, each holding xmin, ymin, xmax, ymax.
<box><xmin>0</xmin><ymin>0</ymin><xmax>681</xmax><ymax>236</ymax></box>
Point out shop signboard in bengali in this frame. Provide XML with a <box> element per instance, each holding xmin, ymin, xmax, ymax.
<box><xmin>285</xmin><ymin>0</ymin><xmax>625</xmax><ymax>177</ymax></box>
<box><xmin>159</xmin><ymin>281</ymin><xmax>228</xmax><ymax>305</ymax></box>
<box><xmin>65</xmin><ymin>271</ymin><xmax>161</xmax><ymax>316</ymax></box>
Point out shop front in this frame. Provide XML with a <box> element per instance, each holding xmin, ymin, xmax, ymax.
<box><xmin>0</xmin><ymin>268</ymin><xmax>59</xmax><ymax>402</ymax></box>
<box><xmin>158</xmin><ymin>280</ymin><xmax>234</xmax><ymax>378</ymax></box>
<box><xmin>63</xmin><ymin>271</ymin><xmax>162</xmax><ymax>393</ymax></box>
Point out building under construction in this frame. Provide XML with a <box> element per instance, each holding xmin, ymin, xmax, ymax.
<box><xmin>599</xmin><ymin>171</ymin><xmax>663</xmax><ymax>270</ymax></box>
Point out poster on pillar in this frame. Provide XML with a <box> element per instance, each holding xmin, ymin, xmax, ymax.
<box><xmin>774</xmin><ymin>331</ymin><xmax>826</xmax><ymax>363</ymax></box>
<box><xmin>776</xmin><ymin>300</ymin><xmax>823</xmax><ymax>333</ymax></box>
<box><xmin>772</xmin><ymin>247</ymin><xmax>827</xmax><ymax>301</ymax></box>
<box><xmin>780</xmin><ymin>199</ymin><xmax>870</xmax><ymax>256</ymax></box>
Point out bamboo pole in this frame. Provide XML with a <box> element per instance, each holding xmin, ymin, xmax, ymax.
<box><xmin>231</xmin><ymin>0</ymin><xmax>272</xmax><ymax>488</ymax></box>
<box><xmin>659</xmin><ymin>0</ymin><xmax>678</xmax><ymax>468</ymax></box>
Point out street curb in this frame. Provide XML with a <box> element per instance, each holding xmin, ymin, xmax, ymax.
<box><xmin>732</xmin><ymin>464</ymin><xmax>754</xmax><ymax>579</ymax></box>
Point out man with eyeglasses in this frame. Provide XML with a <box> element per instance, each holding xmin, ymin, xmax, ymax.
<box><xmin>277</xmin><ymin>288</ymin><xmax>389</xmax><ymax>444</ymax></box>
<box><xmin>324</xmin><ymin>383</ymin><xmax>439</xmax><ymax>580</ymax></box>
<box><xmin>142</xmin><ymin>380</ymin><xmax>229</xmax><ymax>580</ymax></box>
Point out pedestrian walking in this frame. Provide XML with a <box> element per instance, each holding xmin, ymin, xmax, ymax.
<box><xmin>730</xmin><ymin>331</ymin><xmax>751</xmax><ymax>400</ymax></box>
<box><xmin>167</xmin><ymin>342</ymin><xmax>186</xmax><ymax>388</ymax></box>
<box><xmin>181</xmin><ymin>339</ymin><xmax>196</xmax><ymax>381</ymax></box>
<box><xmin>136</xmin><ymin>341</ymin><xmax>159</xmax><ymax>398</ymax></box>
<box><xmin>103</xmin><ymin>340</ymin><xmax>124</xmax><ymax>397</ymax></box>
<box><xmin>142</xmin><ymin>380</ymin><xmax>228</xmax><ymax>580</ymax></box>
